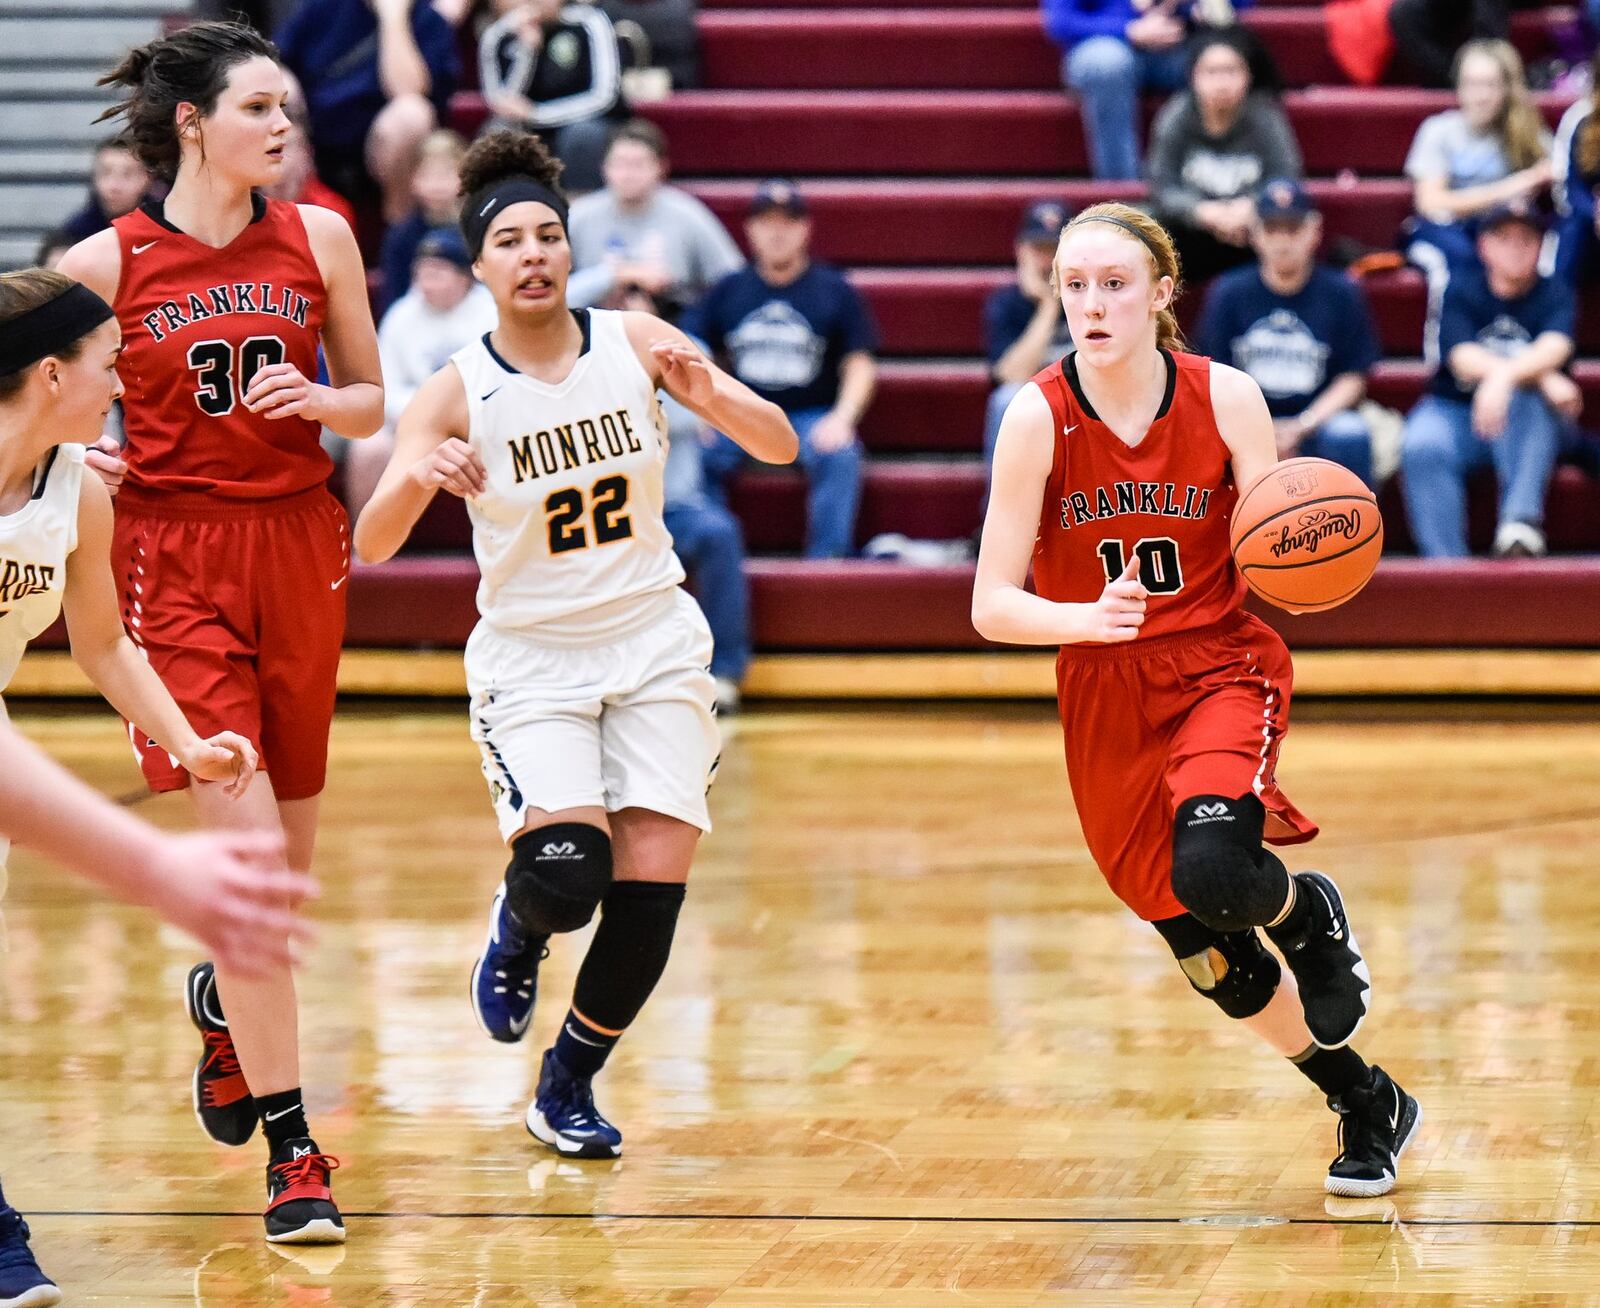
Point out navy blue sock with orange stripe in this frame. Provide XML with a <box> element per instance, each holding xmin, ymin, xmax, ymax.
<box><xmin>551</xmin><ymin>881</ymin><xmax>686</xmax><ymax>1078</ymax></box>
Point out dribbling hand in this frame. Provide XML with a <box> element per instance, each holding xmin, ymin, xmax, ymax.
<box><xmin>180</xmin><ymin>731</ymin><xmax>259</xmax><ymax>798</ymax></box>
<box><xmin>652</xmin><ymin>341</ymin><xmax>716</xmax><ymax>407</ymax></box>
<box><xmin>410</xmin><ymin>436</ymin><xmax>488</xmax><ymax>499</ymax></box>
<box><xmin>1087</xmin><ymin>554</ymin><xmax>1147</xmax><ymax>643</ymax></box>
<box><xmin>139</xmin><ymin>830</ymin><xmax>317</xmax><ymax>977</ymax></box>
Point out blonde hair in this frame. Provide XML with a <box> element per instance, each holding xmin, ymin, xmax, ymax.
<box><xmin>1055</xmin><ymin>203</ymin><xmax>1185</xmax><ymax>351</ymax></box>
<box><xmin>418</xmin><ymin>129</ymin><xmax>468</xmax><ymax>167</ymax></box>
<box><xmin>1456</xmin><ymin>40</ymin><xmax>1547</xmax><ymax>171</ymax></box>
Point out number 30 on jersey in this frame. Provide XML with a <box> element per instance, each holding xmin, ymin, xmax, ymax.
<box><xmin>1097</xmin><ymin>537</ymin><xmax>1185</xmax><ymax>594</ymax></box>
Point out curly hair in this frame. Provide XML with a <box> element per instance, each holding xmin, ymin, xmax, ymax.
<box><xmin>458</xmin><ymin>130</ymin><xmax>566</xmax><ymax>201</ymax></box>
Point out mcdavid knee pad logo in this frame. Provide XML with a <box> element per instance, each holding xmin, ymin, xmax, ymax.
<box><xmin>1187</xmin><ymin>802</ymin><xmax>1235</xmax><ymax>826</ymax></box>
<box><xmin>539</xmin><ymin>841</ymin><xmax>581</xmax><ymax>859</ymax></box>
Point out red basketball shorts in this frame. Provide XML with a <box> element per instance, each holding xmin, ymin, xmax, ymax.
<box><xmin>1055</xmin><ymin>611</ymin><xmax>1318</xmax><ymax>922</ymax></box>
<box><xmin>112</xmin><ymin>485</ymin><xmax>349</xmax><ymax>801</ymax></box>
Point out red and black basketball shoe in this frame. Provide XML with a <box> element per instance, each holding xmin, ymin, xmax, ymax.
<box><xmin>184</xmin><ymin>961</ymin><xmax>259</xmax><ymax>1146</ymax></box>
<box><xmin>264</xmin><ymin>1138</ymin><xmax>345</xmax><ymax>1245</ymax></box>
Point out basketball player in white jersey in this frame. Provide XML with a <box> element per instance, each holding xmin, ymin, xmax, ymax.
<box><xmin>0</xmin><ymin>267</ymin><xmax>312</xmax><ymax>1307</ymax></box>
<box><xmin>355</xmin><ymin>133</ymin><xmax>796</xmax><ymax>1157</ymax></box>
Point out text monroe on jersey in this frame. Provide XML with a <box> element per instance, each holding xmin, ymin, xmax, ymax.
<box><xmin>508</xmin><ymin>406</ymin><xmax>643</xmax><ymax>484</ymax></box>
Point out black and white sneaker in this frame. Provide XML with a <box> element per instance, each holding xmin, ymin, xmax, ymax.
<box><xmin>1268</xmin><ymin>872</ymin><xmax>1371</xmax><ymax>1049</ymax></box>
<box><xmin>1325</xmin><ymin>1065</ymin><xmax>1422</xmax><ymax>1197</ymax></box>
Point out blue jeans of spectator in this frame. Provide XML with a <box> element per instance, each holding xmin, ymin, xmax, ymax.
<box><xmin>1063</xmin><ymin>37</ymin><xmax>1188</xmax><ymax>180</ymax></box>
<box><xmin>702</xmin><ymin>407</ymin><xmax>863</xmax><ymax>559</ymax></box>
<box><xmin>1299</xmin><ymin>409</ymin><xmax>1375</xmax><ymax>489</ymax></box>
<box><xmin>665</xmin><ymin>500</ymin><xmax>751</xmax><ymax>682</ymax></box>
<box><xmin>1400</xmin><ymin>389</ymin><xmax>1561</xmax><ymax>557</ymax></box>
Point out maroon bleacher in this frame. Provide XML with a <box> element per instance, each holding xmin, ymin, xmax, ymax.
<box><xmin>420</xmin><ymin>0</ymin><xmax>1600</xmax><ymax>659</ymax></box>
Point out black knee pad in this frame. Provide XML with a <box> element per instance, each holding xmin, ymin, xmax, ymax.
<box><xmin>505</xmin><ymin>823</ymin><xmax>612</xmax><ymax>935</ymax></box>
<box><xmin>1152</xmin><ymin>913</ymin><xmax>1281</xmax><ymax>1020</ymax></box>
<box><xmin>1169</xmin><ymin>794</ymin><xmax>1288</xmax><ymax>932</ymax></box>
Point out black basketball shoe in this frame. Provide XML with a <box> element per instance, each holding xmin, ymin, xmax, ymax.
<box><xmin>264</xmin><ymin>1138</ymin><xmax>345</xmax><ymax>1245</ymax></box>
<box><xmin>1325</xmin><ymin>1065</ymin><xmax>1422</xmax><ymax>1197</ymax></box>
<box><xmin>184</xmin><ymin>962</ymin><xmax>259</xmax><ymax>1146</ymax></box>
<box><xmin>1267</xmin><ymin>872</ymin><xmax>1371</xmax><ymax>1049</ymax></box>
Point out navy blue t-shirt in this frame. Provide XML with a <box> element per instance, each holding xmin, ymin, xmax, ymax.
<box><xmin>682</xmin><ymin>262</ymin><xmax>878</xmax><ymax>413</ymax></box>
<box><xmin>1430</xmin><ymin>268</ymin><xmax>1578</xmax><ymax>401</ymax></box>
<box><xmin>984</xmin><ymin>284</ymin><xmax>1073</xmax><ymax>374</ymax></box>
<box><xmin>1198</xmin><ymin>265</ymin><xmax>1381</xmax><ymax>418</ymax></box>
<box><xmin>277</xmin><ymin>0</ymin><xmax>457</xmax><ymax>155</ymax></box>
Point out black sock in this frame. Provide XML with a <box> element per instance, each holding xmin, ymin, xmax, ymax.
<box><xmin>1291</xmin><ymin>1043</ymin><xmax>1369</xmax><ymax>1097</ymax></box>
<box><xmin>552</xmin><ymin>880</ymin><xmax>686</xmax><ymax>1079</ymax></box>
<box><xmin>256</xmin><ymin>1087</ymin><xmax>309</xmax><ymax>1152</ymax></box>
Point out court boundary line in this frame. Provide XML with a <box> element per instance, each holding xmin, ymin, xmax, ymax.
<box><xmin>23</xmin><ymin>1210</ymin><xmax>1600</xmax><ymax>1228</ymax></box>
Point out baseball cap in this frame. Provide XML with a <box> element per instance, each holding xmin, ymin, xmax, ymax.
<box><xmin>748</xmin><ymin>179</ymin><xmax>808</xmax><ymax>218</ymax></box>
<box><xmin>1475</xmin><ymin>199</ymin><xmax>1551</xmax><ymax>236</ymax></box>
<box><xmin>1016</xmin><ymin>199</ymin><xmax>1069</xmax><ymax>244</ymax></box>
<box><xmin>1256</xmin><ymin>178</ymin><xmax>1316</xmax><ymax>223</ymax></box>
<box><xmin>414</xmin><ymin>226</ymin><xmax>473</xmax><ymax>271</ymax></box>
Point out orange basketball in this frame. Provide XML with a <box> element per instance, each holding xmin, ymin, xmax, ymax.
<box><xmin>1229</xmin><ymin>457</ymin><xmax>1383</xmax><ymax>614</ymax></box>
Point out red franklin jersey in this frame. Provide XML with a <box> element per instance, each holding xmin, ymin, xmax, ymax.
<box><xmin>111</xmin><ymin>197</ymin><xmax>332</xmax><ymax>501</ymax></box>
<box><xmin>1032</xmin><ymin>349</ymin><xmax>1247</xmax><ymax>642</ymax></box>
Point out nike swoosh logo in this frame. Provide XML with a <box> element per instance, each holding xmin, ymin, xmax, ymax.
<box><xmin>563</xmin><ymin>1023</ymin><xmax>605</xmax><ymax>1047</ymax></box>
<box><xmin>481</xmin><ymin>387</ymin><xmax>502</xmax><ymax>401</ymax></box>
<box><xmin>1063</xmin><ymin>423</ymin><xmax>1078</xmax><ymax>437</ymax></box>
<box><xmin>1389</xmin><ymin>1088</ymin><xmax>1400</xmax><ymax>1134</ymax></box>
<box><xmin>331</xmin><ymin>575</ymin><xmax>346</xmax><ymax>590</ymax></box>
<box><xmin>1313</xmin><ymin>883</ymin><xmax>1345</xmax><ymax>940</ymax></box>
<box><xmin>510</xmin><ymin>1010</ymin><xmax>532</xmax><ymax>1034</ymax></box>
<box><xmin>264</xmin><ymin>1106</ymin><xmax>301</xmax><ymax>1122</ymax></box>
<box><xmin>131</xmin><ymin>241</ymin><xmax>158</xmax><ymax>255</ymax></box>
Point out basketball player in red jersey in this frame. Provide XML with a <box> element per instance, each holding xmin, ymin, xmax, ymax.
<box><xmin>973</xmin><ymin>203</ymin><xmax>1421</xmax><ymax>1198</ymax></box>
<box><xmin>57</xmin><ymin>22</ymin><xmax>383</xmax><ymax>1243</ymax></box>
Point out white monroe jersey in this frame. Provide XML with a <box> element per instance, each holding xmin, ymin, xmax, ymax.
<box><xmin>451</xmin><ymin>309</ymin><xmax>685</xmax><ymax>642</ymax></box>
<box><xmin>0</xmin><ymin>443</ymin><xmax>83</xmax><ymax>692</ymax></box>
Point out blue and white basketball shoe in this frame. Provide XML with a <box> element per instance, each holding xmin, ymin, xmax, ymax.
<box><xmin>470</xmin><ymin>884</ymin><xmax>547</xmax><ymax>1043</ymax></box>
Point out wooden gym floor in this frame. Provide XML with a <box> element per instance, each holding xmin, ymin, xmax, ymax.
<box><xmin>3</xmin><ymin>702</ymin><xmax>1600</xmax><ymax>1305</ymax></box>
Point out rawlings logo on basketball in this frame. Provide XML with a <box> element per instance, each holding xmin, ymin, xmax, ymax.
<box><xmin>1268</xmin><ymin>508</ymin><xmax>1363</xmax><ymax>559</ymax></box>
<box><xmin>1275</xmin><ymin>467</ymin><xmax>1321</xmax><ymax>498</ymax></box>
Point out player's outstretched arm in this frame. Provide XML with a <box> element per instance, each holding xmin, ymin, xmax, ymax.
<box><xmin>622</xmin><ymin>312</ymin><xmax>799</xmax><ymax>465</ymax></box>
<box><xmin>0</xmin><ymin>719</ymin><xmax>315</xmax><ymax>977</ymax></box>
<box><xmin>1210</xmin><ymin>362</ymin><xmax>1280</xmax><ymax>493</ymax></box>
<box><xmin>354</xmin><ymin>362</ymin><xmax>482</xmax><ymax>563</ymax></box>
<box><xmin>61</xmin><ymin>473</ymin><xmax>258</xmax><ymax>796</ymax></box>
<box><xmin>972</xmin><ymin>384</ymin><xmax>1148</xmax><ymax>646</ymax></box>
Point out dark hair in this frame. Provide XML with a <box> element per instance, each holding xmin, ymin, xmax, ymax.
<box><xmin>608</xmin><ymin>118</ymin><xmax>668</xmax><ymax>162</ymax></box>
<box><xmin>458</xmin><ymin>129</ymin><xmax>566</xmax><ymax>201</ymax></box>
<box><xmin>1187</xmin><ymin>25</ymin><xmax>1282</xmax><ymax>98</ymax></box>
<box><xmin>0</xmin><ymin>270</ymin><xmax>85</xmax><ymax>401</ymax></box>
<box><xmin>96</xmin><ymin>20</ymin><xmax>281</xmax><ymax>179</ymax></box>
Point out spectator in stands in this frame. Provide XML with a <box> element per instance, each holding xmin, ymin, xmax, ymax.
<box><xmin>663</xmin><ymin>427</ymin><xmax>752</xmax><ymax>713</ymax></box>
<box><xmin>34</xmin><ymin>231</ymin><xmax>72</xmax><ymax>270</ymax></box>
<box><xmin>478</xmin><ymin>0</ymin><xmax>627</xmax><ymax>193</ymax></box>
<box><xmin>346</xmin><ymin>228</ymin><xmax>497</xmax><ymax>515</ymax></box>
<box><xmin>567</xmin><ymin>120</ymin><xmax>743</xmax><ymax>319</ymax></box>
<box><xmin>1401</xmin><ymin>202</ymin><xmax>1577</xmax><ymax>558</ymax></box>
<box><xmin>1045</xmin><ymin>0</ymin><xmax>1255</xmax><ymax>181</ymax></box>
<box><xmin>58</xmin><ymin>138</ymin><xmax>150</xmax><ymax>243</ymax></box>
<box><xmin>1199</xmin><ymin>180</ymin><xmax>1381</xmax><ymax>485</ymax></box>
<box><xmin>378</xmin><ymin>129</ymin><xmax>468</xmax><ymax>311</ymax></box>
<box><xmin>1554</xmin><ymin>51</ymin><xmax>1600</xmax><ymax>286</ymax></box>
<box><xmin>596</xmin><ymin>0</ymin><xmax>699</xmax><ymax>89</ymax></box>
<box><xmin>1388</xmin><ymin>0</ymin><xmax>1552</xmax><ymax>89</ymax></box>
<box><xmin>1146</xmin><ymin>26</ymin><xmax>1300</xmax><ymax>285</ymax></box>
<box><xmin>260</xmin><ymin>118</ymin><xmax>357</xmax><ymax>227</ymax></box>
<box><xmin>275</xmin><ymin>0</ymin><xmax>458</xmax><ymax>221</ymax></box>
<box><xmin>983</xmin><ymin>199</ymin><xmax>1073</xmax><ymax>476</ymax></box>
<box><xmin>686</xmin><ymin>180</ymin><xmax>878</xmax><ymax>560</ymax></box>
<box><xmin>1405</xmin><ymin>40</ymin><xmax>1552</xmax><ymax>297</ymax></box>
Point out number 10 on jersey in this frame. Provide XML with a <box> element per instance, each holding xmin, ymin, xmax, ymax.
<box><xmin>1097</xmin><ymin>537</ymin><xmax>1185</xmax><ymax>595</ymax></box>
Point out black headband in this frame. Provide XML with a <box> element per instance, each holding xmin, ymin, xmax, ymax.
<box><xmin>1072</xmin><ymin>214</ymin><xmax>1161</xmax><ymax>260</ymax></box>
<box><xmin>461</xmin><ymin>177</ymin><xmax>569</xmax><ymax>256</ymax></box>
<box><xmin>0</xmin><ymin>282</ymin><xmax>116</xmax><ymax>378</ymax></box>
